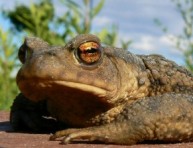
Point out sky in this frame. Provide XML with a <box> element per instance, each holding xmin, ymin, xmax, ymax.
<box><xmin>0</xmin><ymin>0</ymin><xmax>186</xmax><ymax>65</ymax></box>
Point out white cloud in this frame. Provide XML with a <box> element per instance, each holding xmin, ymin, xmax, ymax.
<box><xmin>121</xmin><ymin>33</ymin><xmax>181</xmax><ymax>56</ymax></box>
<box><xmin>159</xmin><ymin>35</ymin><xmax>174</xmax><ymax>46</ymax></box>
<box><xmin>159</xmin><ymin>34</ymin><xmax>192</xmax><ymax>53</ymax></box>
<box><xmin>131</xmin><ymin>35</ymin><xmax>157</xmax><ymax>51</ymax></box>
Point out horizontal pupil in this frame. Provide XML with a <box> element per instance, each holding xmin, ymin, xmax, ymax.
<box><xmin>83</xmin><ymin>48</ymin><xmax>97</xmax><ymax>54</ymax></box>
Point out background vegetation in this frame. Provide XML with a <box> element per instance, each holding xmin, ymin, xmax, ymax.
<box><xmin>155</xmin><ymin>0</ymin><xmax>193</xmax><ymax>71</ymax></box>
<box><xmin>0</xmin><ymin>0</ymin><xmax>193</xmax><ymax>110</ymax></box>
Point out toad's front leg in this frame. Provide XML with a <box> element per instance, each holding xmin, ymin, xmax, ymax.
<box><xmin>10</xmin><ymin>93</ymin><xmax>61</xmax><ymax>132</ymax></box>
<box><xmin>50</xmin><ymin>93</ymin><xmax>193</xmax><ymax>145</ymax></box>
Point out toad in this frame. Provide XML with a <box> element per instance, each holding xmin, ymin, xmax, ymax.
<box><xmin>10</xmin><ymin>34</ymin><xmax>193</xmax><ymax>145</ymax></box>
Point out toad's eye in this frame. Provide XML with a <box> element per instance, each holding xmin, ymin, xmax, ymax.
<box><xmin>76</xmin><ymin>42</ymin><xmax>102</xmax><ymax>65</ymax></box>
<box><xmin>18</xmin><ymin>44</ymin><xmax>32</xmax><ymax>64</ymax></box>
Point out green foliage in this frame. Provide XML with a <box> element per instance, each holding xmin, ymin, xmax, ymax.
<box><xmin>6</xmin><ymin>0</ymin><xmax>131</xmax><ymax>46</ymax></box>
<box><xmin>121</xmin><ymin>40</ymin><xmax>133</xmax><ymax>50</ymax></box>
<box><xmin>59</xmin><ymin>0</ymin><xmax>105</xmax><ymax>34</ymax></box>
<box><xmin>6</xmin><ymin>0</ymin><xmax>109</xmax><ymax>44</ymax></box>
<box><xmin>97</xmin><ymin>26</ymin><xmax>117</xmax><ymax>45</ymax></box>
<box><xmin>155</xmin><ymin>0</ymin><xmax>193</xmax><ymax>71</ymax></box>
<box><xmin>6</xmin><ymin>0</ymin><xmax>64</xmax><ymax>45</ymax></box>
<box><xmin>58</xmin><ymin>0</ymin><xmax>120</xmax><ymax>45</ymax></box>
<box><xmin>0</xmin><ymin>27</ymin><xmax>18</xmax><ymax>110</ymax></box>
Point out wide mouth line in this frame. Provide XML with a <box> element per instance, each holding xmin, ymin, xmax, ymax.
<box><xmin>23</xmin><ymin>80</ymin><xmax>109</xmax><ymax>97</ymax></box>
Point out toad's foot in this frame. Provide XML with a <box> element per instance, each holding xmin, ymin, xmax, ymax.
<box><xmin>50</xmin><ymin>126</ymin><xmax>127</xmax><ymax>144</ymax></box>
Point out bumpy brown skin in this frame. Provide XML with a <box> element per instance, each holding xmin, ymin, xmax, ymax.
<box><xmin>10</xmin><ymin>34</ymin><xmax>193</xmax><ymax>145</ymax></box>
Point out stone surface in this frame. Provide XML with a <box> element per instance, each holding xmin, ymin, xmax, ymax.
<box><xmin>0</xmin><ymin>111</ymin><xmax>193</xmax><ymax>148</ymax></box>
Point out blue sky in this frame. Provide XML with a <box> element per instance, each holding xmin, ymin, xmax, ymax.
<box><xmin>0</xmin><ymin>0</ymin><xmax>186</xmax><ymax>65</ymax></box>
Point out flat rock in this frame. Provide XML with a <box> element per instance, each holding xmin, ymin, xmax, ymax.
<box><xmin>0</xmin><ymin>111</ymin><xmax>193</xmax><ymax>148</ymax></box>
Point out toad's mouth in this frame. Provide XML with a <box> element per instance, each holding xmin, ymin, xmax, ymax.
<box><xmin>17</xmin><ymin>80</ymin><xmax>111</xmax><ymax>102</ymax></box>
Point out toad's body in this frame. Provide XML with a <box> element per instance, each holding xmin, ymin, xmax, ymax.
<box><xmin>11</xmin><ymin>34</ymin><xmax>193</xmax><ymax>144</ymax></box>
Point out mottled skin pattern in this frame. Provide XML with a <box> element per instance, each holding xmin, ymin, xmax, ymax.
<box><xmin>10</xmin><ymin>34</ymin><xmax>193</xmax><ymax>145</ymax></box>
